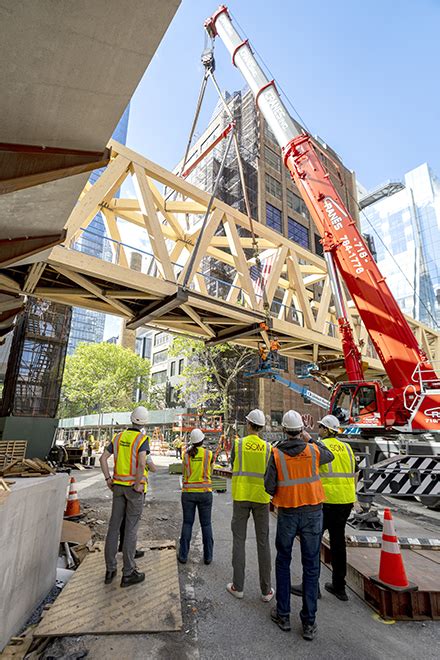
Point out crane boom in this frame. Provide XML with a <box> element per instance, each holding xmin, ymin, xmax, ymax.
<box><xmin>205</xmin><ymin>5</ymin><xmax>440</xmax><ymax>433</ymax></box>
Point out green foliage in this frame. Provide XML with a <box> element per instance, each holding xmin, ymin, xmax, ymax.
<box><xmin>169</xmin><ymin>337</ymin><xmax>253</xmax><ymax>422</ymax></box>
<box><xmin>59</xmin><ymin>342</ymin><xmax>155</xmax><ymax>417</ymax></box>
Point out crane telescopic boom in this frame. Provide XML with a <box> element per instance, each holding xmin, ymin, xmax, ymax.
<box><xmin>205</xmin><ymin>5</ymin><xmax>440</xmax><ymax>432</ymax></box>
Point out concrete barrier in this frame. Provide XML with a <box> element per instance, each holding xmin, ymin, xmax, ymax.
<box><xmin>0</xmin><ymin>473</ymin><xmax>69</xmax><ymax>650</ymax></box>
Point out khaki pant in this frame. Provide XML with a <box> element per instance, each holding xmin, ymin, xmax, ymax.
<box><xmin>231</xmin><ymin>500</ymin><xmax>271</xmax><ymax>594</ymax></box>
<box><xmin>104</xmin><ymin>484</ymin><xmax>144</xmax><ymax>577</ymax></box>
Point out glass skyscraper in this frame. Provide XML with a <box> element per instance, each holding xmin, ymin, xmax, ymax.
<box><xmin>67</xmin><ymin>105</ymin><xmax>130</xmax><ymax>354</ymax></box>
<box><xmin>360</xmin><ymin>163</ymin><xmax>440</xmax><ymax>329</ymax></box>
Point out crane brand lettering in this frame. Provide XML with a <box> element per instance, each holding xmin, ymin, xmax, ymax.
<box><xmin>323</xmin><ymin>197</ymin><xmax>347</xmax><ymax>231</ymax></box>
<box><xmin>425</xmin><ymin>407</ymin><xmax>440</xmax><ymax>418</ymax></box>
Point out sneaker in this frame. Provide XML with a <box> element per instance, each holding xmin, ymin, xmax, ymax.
<box><xmin>135</xmin><ymin>549</ymin><xmax>145</xmax><ymax>559</ymax></box>
<box><xmin>302</xmin><ymin>622</ymin><xmax>317</xmax><ymax>641</ymax></box>
<box><xmin>324</xmin><ymin>582</ymin><xmax>348</xmax><ymax>601</ymax></box>
<box><xmin>204</xmin><ymin>558</ymin><xmax>212</xmax><ymax>565</ymax></box>
<box><xmin>226</xmin><ymin>583</ymin><xmax>244</xmax><ymax>599</ymax></box>
<box><xmin>290</xmin><ymin>583</ymin><xmax>322</xmax><ymax>599</ymax></box>
<box><xmin>120</xmin><ymin>570</ymin><xmax>145</xmax><ymax>588</ymax></box>
<box><xmin>261</xmin><ymin>588</ymin><xmax>275</xmax><ymax>603</ymax></box>
<box><xmin>270</xmin><ymin>607</ymin><xmax>291</xmax><ymax>632</ymax></box>
<box><xmin>177</xmin><ymin>555</ymin><xmax>187</xmax><ymax>564</ymax></box>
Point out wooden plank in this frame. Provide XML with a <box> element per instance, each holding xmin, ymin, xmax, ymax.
<box><xmin>101</xmin><ymin>208</ymin><xmax>129</xmax><ymax>268</ymax></box>
<box><xmin>224</xmin><ymin>214</ymin><xmax>258</xmax><ymax>309</ymax></box>
<box><xmin>131</xmin><ymin>163</ymin><xmax>176</xmax><ymax>282</ymax></box>
<box><xmin>0</xmin><ymin>441</ymin><xmax>27</xmax><ymax>469</ymax></box>
<box><xmin>61</xmin><ymin>521</ymin><xmax>92</xmax><ymax>545</ymax></box>
<box><xmin>35</xmin><ymin>542</ymin><xmax>182</xmax><ymax>636</ymax></box>
<box><xmin>286</xmin><ymin>253</ymin><xmax>316</xmax><ymax>330</ymax></box>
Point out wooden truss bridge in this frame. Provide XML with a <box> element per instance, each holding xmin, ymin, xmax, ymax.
<box><xmin>3</xmin><ymin>140</ymin><xmax>439</xmax><ymax>379</ymax></box>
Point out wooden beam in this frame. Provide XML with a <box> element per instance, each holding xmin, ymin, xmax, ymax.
<box><xmin>265</xmin><ymin>246</ymin><xmax>289</xmax><ymax>305</ymax></box>
<box><xmin>224</xmin><ymin>214</ymin><xmax>258</xmax><ymax>309</ymax></box>
<box><xmin>181</xmin><ymin>304</ymin><xmax>215</xmax><ymax>338</ymax></box>
<box><xmin>178</xmin><ymin>208</ymin><xmax>224</xmax><ymax>286</ymax></box>
<box><xmin>147</xmin><ymin>179</ymin><xmax>184</xmax><ymax>240</ymax></box>
<box><xmin>65</xmin><ymin>154</ymin><xmax>130</xmax><ymax>240</ymax></box>
<box><xmin>52</xmin><ymin>266</ymin><xmax>133</xmax><ymax>317</ymax></box>
<box><xmin>131</xmin><ymin>163</ymin><xmax>176</xmax><ymax>282</ymax></box>
<box><xmin>286</xmin><ymin>253</ymin><xmax>316</xmax><ymax>330</ymax></box>
<box><xmin>23</xmin><ymin>262</ymin><xmax>46</xmax><ymax>293</ymax></box>
<box><xmin>315</xmin><ymin>277</ymin><xmax>332</xmax><ymax>333</ymax></box>
<box><xmin>101</xmin><ymin>208</ymin><xmax>129</xmax><ymax>268</ymax></box>
<box><xmin>126</xmin><ymin>290</ymin><xmax>188</xmax><ymax>330</ymax></box>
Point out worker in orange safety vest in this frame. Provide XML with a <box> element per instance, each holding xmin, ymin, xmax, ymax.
<box><xmin>264</xmin><ymin>410</ymin><xmax>334</xmax><ymax>641</ymax></box>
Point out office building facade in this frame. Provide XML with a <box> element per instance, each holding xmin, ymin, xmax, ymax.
<box><xmin>67</xmin><ymin>105</ymin><xmax>130</xmax><ymax>354</ymax></box>
<box><xmin>359</xmin><ymin>163</ymin><xmax>440</xmax><ymax>329</ymax></box>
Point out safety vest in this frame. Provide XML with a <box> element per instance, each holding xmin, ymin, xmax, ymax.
<box><xmin>113</xmin><ymin>429</ymin><xmax>149</xmax><ymax>490</ymax></box>
<box><xmin>319</xmin><ymin>436</ymin><xmax>356</xmax><ymax>504</ymax></box>
<box><xmin>272</xmin><ymin>443</ymin><xmax>324</xmax><ymax>509</ymax></box>
<box><xmin>232</xmin><ymin>435</ymin><xmax>271</xmax><ymax>504</ymax></box>
<box><xmin>182</xmin><ymin>447</ymin><xmax>212</xmax><ymax>493</ymax></box>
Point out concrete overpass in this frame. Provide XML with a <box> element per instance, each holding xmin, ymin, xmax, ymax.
<box><xmin>0</xmin><ymin>0</ymin><xmax>181</xmax><ymax>334</ymax></box>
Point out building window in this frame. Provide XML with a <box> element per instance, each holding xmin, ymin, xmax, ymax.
<box><xmin>264</xmin><ymin>146</ymin><xmax>281</xmax><ymax>172</ymax></box>
<box><xmin>288</xmin><ymin>217</ymin><xmax>309</xmax><ymax>249</ymax></box>
<box><xmin>278</xmin><ymin>355</ymin><xmax>288</xmax><ymax>371</ymax></box>
<box><xmin>271</xmin><ymin>410</ymin><xmax>283</xmax><ymax>426</ymax></box>
<box><xmin>294</xmin><ymin>360</ymin><xmax>309</xmax><ymax>377</ymax></box>
<box><xmin>264</xmin><ymin>120</ymin><xmax>277</xmax><ymax>144</ymax></box>
<box><xmin>152</xmin><ymin>349</ymin><xmax>167</xmax><ymax>366</ymax></box>
<box><xmin>286</xmin><ymin>189</ymin><xmax>311</xmax><ymax>220</ymax></box>
<box><xmin>151</xmin><ymin>370</ymin><xmax>167</xmax><ymax>385</ymax></box>
<box><xmin>154</xmin><ymin>332</ymin><xmax>168</xmax><ymax>347</ymax></box>
<box><xmin>170</xmin><ymin>361</ymin><xmax>176</xmax><ymax>377</ymax></box>
<box><xmin>265</xmin><ymin>174</ymin><xmax>282</xmax><ymax>199</ymax></box>
<box><xmin>266</xmin><ymin>203</ymin><xmax>282</xmax><ymax>233</ymax></box>
<box><xmin>178</xmin><ymin>358</ymin><xmax>185</xmax><ymax>375</ymax></box>
<box><xmin>315</xmin><ymin>234</ymin><xmax>324</xmax><ymax>257</ymax></box>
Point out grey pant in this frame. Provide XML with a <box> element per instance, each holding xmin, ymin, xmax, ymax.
<box><xmin>231</xmin><ymin>500</ymin><xmax>271</xmax><ymax>594</ymax></box>
<box><xmin>104</xmin><ymin>484</ymin><xmax>144</xmax><ymax>577</ymax></box>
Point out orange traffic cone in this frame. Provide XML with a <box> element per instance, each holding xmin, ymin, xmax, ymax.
<box><xmin>64</xmin><ymin>476</ymin><xmax>81</xmax><ymax>518</ymax></box>
<box><xmin>371</xmin><ymin>508</ymin><xmax>417</xmax><ymax>592</ymax></box>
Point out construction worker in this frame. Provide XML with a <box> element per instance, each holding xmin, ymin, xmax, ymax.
<box><xmin>173</xmin><ymin>435</ymin><xmax>183</xmax><ymax>459</ymax></box>
<box><xmin>178</xmin><ymin>429</ymin><xmax>214</xmax><ymax>565</ymax></box>
<box><xmin>269</xmin><ymin>336</ymin><xmax>281</xmax><ymax>368</ymax></box>
<box><xmin>264</xmin><ymin>410</ymin><xmax>334</xmax><ymax>641</ymax></box>
<box><xmin>100</xmin><ymin>405</ymin><xmax>157</xmax><ymax>588</ymax></box>
<box><xmin>258</xmin><ymin>343</ymin><xmax>269</xmax><ymax>370</ymax></box>
<box><xmin>227</xmin><ymin>409</ymin><xmax>274</xmax><ymax>602</ymax></box>
<box><xmin>290</xmin><ymin>415</ymin><xmax>359</xmax><ymax>601</ymax></box>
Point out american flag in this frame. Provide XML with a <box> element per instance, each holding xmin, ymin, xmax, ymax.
<box><xmin>251</xmin><ymin>250</ymin><xmax>277</xmax><ymax>300</ymax></box>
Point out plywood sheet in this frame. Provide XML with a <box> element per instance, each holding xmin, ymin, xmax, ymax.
<box><xmin>60</xmin><ymin>520</ymin><xmax>92</xmax><ymax>545</ymax></box>
<box><xmin>35</xmin><ymin>542</ymin><xmax>182</xmax><ymax>637</ymax></box>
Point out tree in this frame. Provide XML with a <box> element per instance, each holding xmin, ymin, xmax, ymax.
<box><xmin>58</xmin><ymin>342</ymin><xmax>160</xmax><ymax>417</ymax></box>
<box><xmin>168</xmin><ymin>337</ymin><xmax>254</xmax><ymax>423</ymax></box>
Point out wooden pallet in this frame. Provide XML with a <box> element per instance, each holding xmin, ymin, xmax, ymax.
<box><xmin>321</xmin><ymin>539</ymin><xmax>440</xmax><ymax>620</ymax></box>
<box><xmin>0</xmin><ymin>441</ymin><xmax>27</xmax><ymax>469</ymax></box>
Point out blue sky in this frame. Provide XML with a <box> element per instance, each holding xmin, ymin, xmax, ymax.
<box><xmin>126</xmin><ymin>0</ymin><xmax>440</xmax><ymax>190</ymax></box>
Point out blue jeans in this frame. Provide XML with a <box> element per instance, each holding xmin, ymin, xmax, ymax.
<box><xmin>275</xmin><ymin>508</ymin><xmax>323</xmax><ymax>624</ymax></box>
<box><xmin>179</xmin><ymin>491</ymin><xmax>214</xmax><ymax>561</ymax></box>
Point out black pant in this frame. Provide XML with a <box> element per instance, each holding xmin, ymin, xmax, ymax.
<box><xmin>322</xmin><ymin>503</ymin><xmax>352</xmax><ymax>591</ymax></box>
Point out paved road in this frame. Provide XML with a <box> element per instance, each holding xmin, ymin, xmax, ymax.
<box><xmin>44</xmin><ymin>464</ymin><xmax>439</xmax><ymax>659</ymax></box>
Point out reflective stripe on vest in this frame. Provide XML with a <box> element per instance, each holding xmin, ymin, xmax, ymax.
<box><xmin>319</xmin><ymin>437</ymin><xmax>356</xmax><ymax>504</ymax></box>
<box><xmin>231</xmin><ymin>435</ymin><xmax>271</xmax><ymax>504</ymax></box>
<box><xmin>272</xmin><ymin>443</ymin><xmax>324</xmax><ymax>508</ymax></box>
<box><xmin>182</xmin><ymin>447</ymin><xmax>212</xmax><ymax>492</ymax></box>
<box><xmin>113</xmin><ymin>430</ymin><xmax>148</xmax><ymax>486</ymax></box>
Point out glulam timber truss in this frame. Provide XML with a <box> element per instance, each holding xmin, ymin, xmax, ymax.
<box><xmin>2</xmin><ymin>140</ymin><xmax>439</xmax><ymax>379</ymax></box>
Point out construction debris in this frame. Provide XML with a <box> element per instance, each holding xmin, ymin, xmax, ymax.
<box><xmin>0</xmin><ymin>441</ymin><xmax>27</xmax><ymax>471</ymax></box>
<box><xmin>0</xmin><ymin>478</ymin><xmax>11</xmax><ymax>504</ymax></box>
<box><xmin>61</xmin><ymin>520</ymin><xmax>92</xmax><ymax>546</ymax></box>
<box><xmin>0</xmin><ymin>457</ymin><xmax>56</xmax><ymax>479</ymax></box>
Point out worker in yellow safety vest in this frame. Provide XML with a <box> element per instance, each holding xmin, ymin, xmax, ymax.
<box><xmin>226</xmin><ymin>409</ymin><xmax>274</xmax><ymax>603</ymax></box>
<box><xmin>100</xmin><ymin>405</ymin><xmax>157</xmax><ymax>588</ymax></box>
<box><xmin>177</xmin><ymin>429</ymin><xmax>214</xmax><ymax>565</ymax></box>
<box><xmin>291</xmin><ymin>414</ymin><xmax>358</xmax><ymax>603</ymax></box>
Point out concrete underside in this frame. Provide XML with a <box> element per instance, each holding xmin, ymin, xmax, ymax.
<box><xmin>0</xmin><ymin>0</ymin><xmax>181</xmax><ymax>249</ymax></box>
<box><xmin>0</xmin><ymin>474</ymin><xmax>69</xmax><ymax>651</ymax></box>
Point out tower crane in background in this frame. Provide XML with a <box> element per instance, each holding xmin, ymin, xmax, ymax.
<box><xmin>205</xmin><ymin>6</ymin><xmax>440</xmax><ymax>507</ymax></box>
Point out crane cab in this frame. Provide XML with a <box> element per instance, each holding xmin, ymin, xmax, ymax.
<box><xmin>330</xmin><ymin>382</ymin><xmax>385</xmax><ymax>428</ymax></box>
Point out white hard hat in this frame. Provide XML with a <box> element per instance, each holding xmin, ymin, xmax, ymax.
<box><xmin>245</xmin><ymin>409</ymin><xmax>266</xmax><ymax>427</ymax></box>
<box><xmin>318</xmin><ymin>414</ymin><xmax>340</xmax><ymax>432</ymax></box>
<box><xmin>190</xmin><ymin>428</ymin><xmax>205</xmax><ymax>445</ymax></box>
<box><xmin>282</xmin><ymin>410</ymin><xmax>304</xmax><ymax>431</ymax></box>
<box><xmin>131</xmin><ymin>405</ymin><xmax>149</xmax><ymax>425</ymax></box>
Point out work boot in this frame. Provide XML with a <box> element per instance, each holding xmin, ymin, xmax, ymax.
<box><xmin>302</xmin><ymin>622</ymin><xmax>317</xmax><ymax>641</ymax></box>
<box><xmin>177</xmin><ymin>555</ymin><xmax>187</xmax><ymax>564</ymax></box>
<box><xmin>120</xmin><ymin>570</ymin><xmax>145</xmax><ymax>588</ymax></box>
<box><xmin>290</xmin><ymin>583</ymin><xmax>322</xmax><ymax>598</ymax></box>
<box><xmin>135</xmin><ymin>549</ymin><xmax>145</xmax><ymax>559</ymax></box>
<box><xmin>270</xmin><ymin>607</ymin><xmax>291</xmax><ymax>632</ymax></box>
<box><xmin>104</xmin><ymin>569</ymin><xmax>116</xmax><ymax>584</ymax></box>
<box><xmin>324</xmin><ymin>582</ymin><xmax>348</xmax><ymax>601</ymax></box>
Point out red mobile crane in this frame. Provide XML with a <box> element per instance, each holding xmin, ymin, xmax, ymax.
<box><xmin>205</xmin><ymin>6</ymin><xmax>440</xmax><ymax>439</ymax></box>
